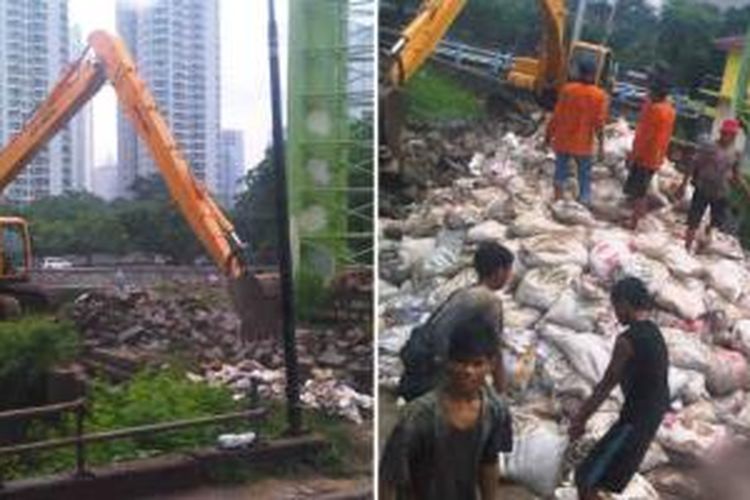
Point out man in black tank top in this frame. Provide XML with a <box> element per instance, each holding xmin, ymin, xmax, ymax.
<box><xmin>569</xmin><ymin>277</ymin><xmax>669</xmax><ymax>499</ymax></box>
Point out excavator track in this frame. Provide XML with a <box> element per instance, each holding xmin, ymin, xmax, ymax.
<box><xmin>0</xmin><ymin>282</ymin><xmax>51</xmax><ymax>318</ymax></box>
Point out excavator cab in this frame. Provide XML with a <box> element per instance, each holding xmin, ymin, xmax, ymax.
<box><xmin>568</xmin><ymin>42</ymin><xmax>614</xmax><ymax>91</ymax></box>
<box><xmin>0</xmin><ymin>217</ymin><xmax>31</xmax><ymax>282</ymax></box>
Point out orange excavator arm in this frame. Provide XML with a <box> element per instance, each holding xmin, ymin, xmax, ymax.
<box><xmin>537</xmin><ymin>0</ymin><xmax>567</xmax><ymax>91</ymax></box>
<box><xmin>387</xmin><ymin>0</ymin><xmax>467</xmax><ymax>86</ymax></box>
<box><xmin>0</xmin><ymin>31</ymin><xmax>247</xmax><ymax>279</ymax></box>
<box><xmin>88</xmin><ymin>31</ymin><xmax>246</xmax><ymax>279</ymax></box>
<box><xmin>0</xmin><ymin>52</ymin><xmax>107</xmax><ymax>193</ymax></box>
<box><xmin>388</xmin><ymin>0</ymin><xmax>570</xmax><ymax>93</ymax></box>
<box><xmin>507</xmin><ymin>0</ymin><xmax>567</xmax><ymax>94</ymax></box>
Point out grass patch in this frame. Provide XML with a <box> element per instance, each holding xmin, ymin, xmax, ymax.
<box><xmin>404</xmin><ymin>64</ymin><xmax>483</xmax><ymax>122</ymax></box>
<box><xmin>0</xmin><ymin>369</ymin><xmax>244</xmax><ymax>480</ymax></box>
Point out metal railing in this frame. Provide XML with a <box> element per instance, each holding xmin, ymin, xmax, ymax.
<box><xmin>379</xmin><ymin>26</ymin><xmax>515</xmax><ymax>79</ymax></box>
<box><xmin>0</xmin><ymin>398</ymin><xmax>266</xmax><ymax>487</ymax></box>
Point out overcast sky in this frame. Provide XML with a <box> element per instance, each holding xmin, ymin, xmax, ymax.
<box><xmin>68</xmin><ymin>0</ymin><xmax>289</xmax><ymax>170</ymax></box>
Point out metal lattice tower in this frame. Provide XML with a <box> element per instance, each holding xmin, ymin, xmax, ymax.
<box><xmin>287</xmin><ymin>0</ymin><xmax>374</xmax><ymax>293</ymax></box>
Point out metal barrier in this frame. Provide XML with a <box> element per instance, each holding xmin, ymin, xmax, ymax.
<box><xmin>0</xmin><ymin>398</ymin><xmax>266</xmax><ymax>487</ymax></box>
<box><xmin>379</xmin><ymin>26</ymin><xmax>515</xmax><ymax>80</ymax></box>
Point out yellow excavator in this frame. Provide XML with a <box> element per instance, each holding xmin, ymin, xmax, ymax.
<box><xmin>0</xmin><ymin>31</ymin><xmax>275</xmax><ymax>340</ymax></box>
<box><xmin>381</xmin><ymin>0</ymin><xmax>615</xmax><ymax>158</ymax></box>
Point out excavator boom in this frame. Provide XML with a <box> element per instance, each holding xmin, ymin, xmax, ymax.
<box><xmin>381</xmin><ymin>0</ymin><xmax>614</xmax><ymax>159</ymax></box>
<box><xmin>0</xmin><ymin>53</ymin><xmax>106</xmax><ymax>192</ymax></box>
<box><xmin>0</xmin><ymin>31</ymin><xmax>268</xmax><ymax>338</ymax></box>
<box><xmin>87</xmin><ymin>32</ymin><xmax>245</xmax><ymax>279</ymax></box>
<box><xmin>0</xmin><ymin>31</ymin><xmax>245</xmax><ymax>278</ymax></box>
<box><xmin>387</xmin><ymin>0</ymin><xmax>467</xmax><ymax>86</ymax></box>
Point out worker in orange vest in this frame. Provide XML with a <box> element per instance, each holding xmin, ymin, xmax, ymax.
<box><xmin>545</xmin><ymin>58</ymin><xmax>609</xmax><ymax>206</ymax></box>
<box><xmin>623</xmin><ymin>75</ymin><xmax>676</xmax><ymax>230</ymax></box>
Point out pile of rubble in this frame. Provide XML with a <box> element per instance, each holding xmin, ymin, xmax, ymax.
<box><xmin>379</xmin><ymin>120</ymin><xmax>750</xmax><ymax>498</ymax></box>
<box><xmin>68</xmin><ymin>288</ymin><xmax>373</xmax><ymax>423</ymax></box>
<box><xmin>380</xmin><ymin>120</ymin><xmax>526</xmax><ymax>218</ymax></box>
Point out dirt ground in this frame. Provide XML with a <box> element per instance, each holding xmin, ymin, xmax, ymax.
<box><xmin>149</xmin><ymin>416</ymin><xmax>374</xmax><ymax>500</ymax></box>
<box><xmin>148</xmin><ymin>476</ymin><xmax>371</xmax><ymax>499</ymax></box>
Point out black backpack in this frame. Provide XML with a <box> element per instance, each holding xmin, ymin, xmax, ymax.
<box><xmin>396</xmin><ymin>290</ymin><xmax>461</xmax><ymax>402</ymax></box>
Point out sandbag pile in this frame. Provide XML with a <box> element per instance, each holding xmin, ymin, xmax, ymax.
<box><xmin>379</xmin><ymin>120</ymin><xmax>750</xmax><ymax>497</ymax></box>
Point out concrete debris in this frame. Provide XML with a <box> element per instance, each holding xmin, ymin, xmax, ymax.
<box><xmin>379</xmin><ymin>119</ymin><xmax>750</xmax><ymax>496</ymax></box>
<box><xmin>204</xmin><ymin>365</ymin><xmax>373</xmax><ymax>425</ymax></box>
<box><xmin>67</xmin><ymin>288</ymin><xmax>373</xmax><ymax>424</ymax></box>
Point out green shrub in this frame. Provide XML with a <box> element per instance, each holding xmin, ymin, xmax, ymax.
<box><xmin>2</xmin><ymin>368</ymin><xmax>360</xmax><ymax>481</ymax></box>
<box><xmin>0</xmin><ymin>317</ymin><xmax>78</xmax><ymax>411</ymax></box>
<box><xmin>1</xmin><ymin>369</ymin><xmax>244</xmax><ymax>479</ymax></box>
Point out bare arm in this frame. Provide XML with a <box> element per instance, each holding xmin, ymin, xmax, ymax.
<box><xmin>379</xmin><ymin>481</ymin><xmax>400</xmax><ymax>500</ymax></box>
<box><xmin>597</xmin><ymin>94</ymin><xmax>609</xmax><ymax>160</ymax></box>
<box><xmin>678</xmin><ymin>145</ymin><xmax>700</xmax><ymax>191</ymax></box>
<box><xmin>478</xmin><ymin>462</ymin><xmax>499</xmax><ymax>500</ymax></box>
<box><xmin>492</xmin><ymin>353</ymin><xmax>505</xmax><ymax>395</ymax></box>
<box><xmin>569</xmin><ymin>336</ymin><xmax>633</xmax><ymax>440</ymax></box>
<box><xmin>492</xmin><ymin>299</ymin><xmax>506</xmax><ymax>394</ymax></box>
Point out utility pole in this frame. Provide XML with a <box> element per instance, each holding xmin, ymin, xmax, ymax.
<box><xmin>572</xmin><ymin>0</ymin><xmax>588</xmax><ymax>46</ymax></box>
<box><xmin>267</xmin><ymin>0</ymin><xmax>302</xmax><ymax>435</ymax></box>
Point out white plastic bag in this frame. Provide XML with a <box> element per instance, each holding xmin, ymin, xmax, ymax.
<box><xmin>590</xmin><ymin>239</ymin><xmax>632</xmax><ymax>283</ymax></box>
<box><xmin>550</xmin><ymin>199</ymin><xmax>598</xmax><ymax>227</ymax></box>
<box><xmin>519</xmin><ymin>234</ymin><xmax>589</xmax><ymax>268</ymax></box>
<box><xmin>509</xmin><ymin>209</ymin><xmax>568</xmax><ymax>238</ymax></box>
<box><xmin>661</xmin><ymin>328</ymin><xmax>713</xmax><ymax>373</ymax></box>
<box><xmin>499</xmin><ymin>423</ymin><xmax>569</xmax><ymax>497</ymax></box>
<box><xmin>706</xmin><ymin>348</ymin><xmax>749</xmax><ymax>396</ymax></box>
<box><xmin>540</xmin><ymin>324</ymin><xmax>614</xmax><ymax>385</ymax></box>
<box><xmin>466</xmin><ymin>220</ymin><xmax>506</xmax><ymax>243</ymax></box>
<box><xmin>705</xmin><ymin>258</ymin><xmax>746</xmax><ymax>303</ymax></box>
<box><xmin>515</xmin><ymin>265</ymin><xmax>582</xmax><ymax>311</ymax></box>
<box><xmin>544</xmin><ymin>290</ymin><xmax>601</xmax><ymax>333</ymax></box>
<box><xmin>655</xmin><ymin>279</ymin><xmax>707</xmax><ymax>321</ymax></box>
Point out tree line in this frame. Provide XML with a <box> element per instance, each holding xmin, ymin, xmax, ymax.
<box><xmin>387</xmin><ymin>0</ymin><xmax>750</xmax><ymax>91</ymax></box>
<box><xmin>4</xmin><ymin>118</ymin><xmax>373</xmax><ymax>268</ymax></box>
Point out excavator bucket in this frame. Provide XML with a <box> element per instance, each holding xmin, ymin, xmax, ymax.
<box><xmin>227</xmin><ymin>270</ymin><xmax>281</xmax><ymax>344</ymax></box>
<box><xmin>379</xmin><ymin>83</ymin><xmax>405</xmax><ymax>166</ymax></box>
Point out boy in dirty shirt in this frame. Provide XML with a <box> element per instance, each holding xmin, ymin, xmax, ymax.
<box><xmin>380</xmin><ymin>316</ymin><xmax>513</xmax><ymax>500</ymax></box>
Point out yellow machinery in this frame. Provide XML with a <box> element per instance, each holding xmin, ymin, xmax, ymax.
<box><xmin>0</xmin><ymin>31</ymin><xmax>270</xmax><ymax>338</ymax></box>
<box><xmin>382</xmin><ymin>0</ymin><xmax>615</xmax><ymax>155</ymax></box>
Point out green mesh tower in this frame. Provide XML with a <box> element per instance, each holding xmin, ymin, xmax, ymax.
<box><xmin>287</xmin><ymin>0</ymin><xmax>374</xmax><ymax>309</ymax></box>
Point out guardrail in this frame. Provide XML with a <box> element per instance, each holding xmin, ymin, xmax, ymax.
<box><xmin>380</xmin><ymin>26</ymin><xmax>514</xmax><ymax>79</ymax></box>
<box><xmin>0</xmin><ymin>397</ymin><xmax>267</xmax><ymax>487</ymax></box>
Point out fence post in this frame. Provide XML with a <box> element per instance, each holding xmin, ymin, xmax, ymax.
<box><xmin>74</xmin><ymin>402</ymin><xmax>86</xmax><ymax>478</ymax></box>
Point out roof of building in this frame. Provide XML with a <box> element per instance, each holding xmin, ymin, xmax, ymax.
<box><xmin>716</xmin><ymin>35</ymin><xmax>746</xmax><ymax>51</ymax></box>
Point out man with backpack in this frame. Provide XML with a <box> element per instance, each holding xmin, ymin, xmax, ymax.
<box><xmin>396</xmin><ymin>241</ymin><xmax>514</xmax><ymax>401</ymax></box>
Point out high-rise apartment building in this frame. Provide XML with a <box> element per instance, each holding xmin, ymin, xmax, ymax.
<box><xmin>70</xmin><ymin>24</ymin><xmax>93</xmax><ymax>192</ymax></box>
<box><xmin>219</xmin><ymin>129</ymin><xmax>244</xmax><ymax>207</ymax></box>
<box><xmin>0</xmin><ymin>0</ymin><xmax>74</xmax><ymax>203</ymax></box>
<box><xmin>116</xmin><ymin>0</ymin><xmax>220</xmax><ymax>198</ymax></box>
